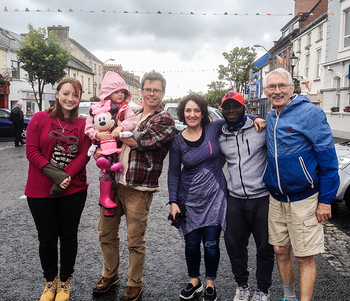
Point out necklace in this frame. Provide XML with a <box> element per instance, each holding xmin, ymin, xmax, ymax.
<box><xmin>57</xmin><ymin>118</ymin><xmax>69</xmax><ymax>133</ymax></box>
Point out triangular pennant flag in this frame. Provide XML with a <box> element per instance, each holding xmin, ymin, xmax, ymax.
<box><xmin>256</xmin><ymin>13</ymin><xmax>260</xmax><ymax>15</ymax></box>
<box><xmin>69</xmin><ymin>9</ymin><xmax>73</xmax><ymax>12</ymax></box>
<box><xmin>168</xmin><ymin>12</ymin><xmax>172</xmax><ymax>14</ymax></box>
<box><xmin>36</xmin><ymin>9</ymin><xmax>41</xmax><ymax>12</ymax></box>
<box><xmin>102</xmin><ymin>10</ymin><xmax>106</xmax><ymax>12</ymax></box>
<box><xmin>4</xmin><ymin>6</ymin><xmax>8</xmax><ymax>12</ymax></box>
<box><xmin>224</xmin><ymin>12</ymin><xmax>228</xmax><ymax>15</ymax></box>
<box><xmin>25</xmin><ymin>7</ymin><xmax>30</xmax><ymax>12</ymax></box>
<box><xmin>267</xmin><ymin>13</ymin><xmax>271</xmax><ymax>15</ymax></box>
<box><xmin>58</xmin><ymin>9</ymin><xmax>62</xmax><ymax>12</ymax></box>
<box><xmin>276</xmin><ymin>54</ymin><xmax>283</xmax><ymax>64</ymax></box>
<box><xmin>135</xmin><ymin>11</ymin><xmax>139</xmax><ymax>13</ymax></box>
<box><xmin>157</xmin><ymin>11</ymin><xmax>162</xmax><ymax>14</ymax></box>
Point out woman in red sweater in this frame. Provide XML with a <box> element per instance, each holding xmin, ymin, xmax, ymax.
<box><xmin>25</xmin><ymin>77</ymin><xmax>90</xmax><ymax>301</ymax></box>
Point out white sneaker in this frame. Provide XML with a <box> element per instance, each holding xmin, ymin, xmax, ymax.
<box><xmin>233</xmin><ymin>286</ymin><xmax>251</xmax><ymax>301</ymax></box>
<box><xmin>251</xmin><ymin>289</ymin><xmax>270</xmax><ymax>301</ymax></box>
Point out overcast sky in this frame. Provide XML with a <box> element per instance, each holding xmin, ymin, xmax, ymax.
<box><xmin>1</xmin><ymin>0</ymin><xmax>295</xmax><ymax>99</ymax></box>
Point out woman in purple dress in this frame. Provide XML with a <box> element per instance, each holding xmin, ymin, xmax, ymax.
<box><xmin>167</xmin><ymin>93</ymin><xmax>227</xmax><ymax>301</ymax></box>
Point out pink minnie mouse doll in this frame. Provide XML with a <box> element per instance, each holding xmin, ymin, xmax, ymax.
<box><xmin>88</xmin><ymin>100</ymin><xmax>132</xmax><ymax>213</ymax></box>
<box><xmin>85</xmin><ymin>71</ymin><xmax>137</xmax><ymax>217</ymax></box>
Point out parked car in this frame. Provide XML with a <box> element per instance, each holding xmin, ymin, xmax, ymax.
<box><xmin>164</xmin><ymin>103</ymin><xmax>223</xmax><ymax>132</ymax></box>
<box><xmin>0</xmin><ymin>108</ymin><xmax>31</xmax><ymax>138</ymax></box>
<box><xmin>334</xmin><ymin>140</ymin><xmax>350</xmax><ymax>211</ymax></box>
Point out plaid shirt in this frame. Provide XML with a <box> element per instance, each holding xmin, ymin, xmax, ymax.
<box><xmin>126</xmin><ymin>106</ymin><xmax>175</xmax><ymax>190</ymax></box>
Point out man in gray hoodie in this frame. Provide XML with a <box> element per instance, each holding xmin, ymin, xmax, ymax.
<box><xmin>218</xmin><ymin>91</ymin><xmax>274</xmax><ymax>301</ymax></box>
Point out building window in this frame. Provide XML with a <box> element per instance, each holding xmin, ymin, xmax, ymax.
<box><xmin>318</xmin><ymin>25</ymin><xmax>323</xmax><ymax>40</ymax></box>
<box><xmin>334</xmin><ymin>76</ymin><xmax>341</xmax><ymax>107</ymax></box>
<box><xmin>94</xmin><ymin>63</ymin><xmax>96</xmax><ymax>74</ymax></box>
<box><xmin>297</xmin><ymin>39</ymin><xmax>301</xmax><ymax>52</ymax></box>
<box><xmin>11</xmin><ymin>60</ymin><xmax>20</xmax><ymax>79</ymax></box>
<box><xmin>305</xmin><ymin>54</ymin><xmax>310</xmax><ymax>78</ymax></box>
<box><xmin>316</xmin><ymin>49</ymin><xmax>322</xmax><ymax>78</ymax></box>
<box><xmin>81</xmin><ymin>76</ymin><xmax>84</xmax><ymax>91</ymax></box>
<box><xmin>345</xmin><ymin>10</ymin><xmax>350</xmax><ymax>47</ymax></box>
<box><xmin>99</xmin><ymin>65</ymin><xmax>101</xmax><ymax>76</ymax></box>
<box><xmin>73</xmin><ymin>73</ymin><xmax>76</xmax><ymax>79</ymax></box>
<box><xmin>307</xmin><ymin>32</ymin><xmax>311</xmax><ymax>46</ymax></box>
<box><xmin>88</xmin><ymin>78</ymin><xmax>91</xmax><ymax>93</ymax></box>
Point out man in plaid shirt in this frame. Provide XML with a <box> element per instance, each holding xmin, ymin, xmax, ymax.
<box><xmin>93</xmin><ymin>71</ymin><xmax>176</xmax><ymax>301</ymax></box>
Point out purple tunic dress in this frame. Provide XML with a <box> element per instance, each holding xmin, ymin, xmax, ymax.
<box><xmin>168</xmin><ymin>119</ymin><xmax>227</xmax><ymax>237</ymax></box>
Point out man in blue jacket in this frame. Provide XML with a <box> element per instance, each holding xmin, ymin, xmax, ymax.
<box><xmin>263</xmin><ymin>68</ymin><xmax>339</xmax><ymax>301</ymax></box>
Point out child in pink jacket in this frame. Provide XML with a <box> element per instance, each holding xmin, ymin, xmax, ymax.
<box><xmin>85</xmin><ymin>71</ymin><xmax>137</xmax><ymax>216</ymax></box>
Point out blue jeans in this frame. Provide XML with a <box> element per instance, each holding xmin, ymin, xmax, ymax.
<box><xmin>184</xmin><ymin>225</ymin><xmax>221</xmax><ymax>280</ymax></box>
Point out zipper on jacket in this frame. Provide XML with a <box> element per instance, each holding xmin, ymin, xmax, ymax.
<box><xmin>246</xmin><ymin>139</ymin><xmax>250</xmax><ymax>155</ymax></box>
<box><xmin>299</xmin><ymin>156</ymin><xmax>314</xmax><ymax>188</ymax></box>
<box><xmin>235</xmin><ymin>135</ymin><xmax>248</xmax><ymax>198</ymax></box>
<box><xmin>274</xmin><ymin>114</ymin><xmax>289</xmax><ymax>201</ymax></box>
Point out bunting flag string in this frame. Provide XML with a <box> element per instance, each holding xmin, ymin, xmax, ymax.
<box><xmin>2</xmin><ymin>6</ymin><xmax>300</xmax><ymax>16</ymax></box>
<box><xmin>125</xmin><ymin>69</ymin><xmax>220</xmax><ymax>75</ymax></box>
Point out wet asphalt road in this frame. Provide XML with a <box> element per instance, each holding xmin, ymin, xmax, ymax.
<box><xmin>1</xmin><ymin>139</ymin><xmax>350</xmax><ymax>300</ymax></box>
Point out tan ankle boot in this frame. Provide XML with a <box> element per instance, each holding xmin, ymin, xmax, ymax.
<box><xmin>55</xmin><ymin>277</ymin><xmax>71</xmax><ymax>301</ymax></box>
<box><xmin>40</xmin><ymin>276</ymin><xmax>57</xmax><ymax>301</ymax></box>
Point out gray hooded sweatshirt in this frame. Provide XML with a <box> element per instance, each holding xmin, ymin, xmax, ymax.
<box><xmin>219</xmin><ymin>117</ymin><xmax>269</xmax><ymax>199</ymax></box>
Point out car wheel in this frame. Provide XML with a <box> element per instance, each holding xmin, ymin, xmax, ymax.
<box><xmin>21</xmin><ymin>128</ymin><xmax>27</xmax><ymax>139</ymax></box>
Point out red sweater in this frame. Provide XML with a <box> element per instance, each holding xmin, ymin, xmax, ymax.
<box><xmin>25</xmin><ymin>111</ymin><xmax>90</xmax><ymax>198</ymax></box>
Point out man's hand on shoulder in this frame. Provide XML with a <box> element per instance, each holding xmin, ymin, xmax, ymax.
<box><xmin>316</xmin><ymin>202</ymin><xmax>332</xmax><ymax>222</ymax></box>
<box><xmin>254</xmin><ymin>118</ymin><xmax>266</xmax><ymax>132</ymax></box>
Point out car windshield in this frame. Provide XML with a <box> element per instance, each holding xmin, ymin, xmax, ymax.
<box><xmin>167</xmin><ymin>107</ymin><xmax>179</xmax><ymax>120</ymax></box>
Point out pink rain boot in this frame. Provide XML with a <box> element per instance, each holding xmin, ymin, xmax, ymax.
<box><xmin>104</xmin><ymin>188</ymin><xmax>116</xmax><ymax>217</ymax></box>
<box><xmin>99</xmin><ymin>181</ymin><xmax>117</xmax><ymax>209</ymax></box>
<box><xmin>110</xmin><ymin>162</ymin><xmax>123</xmax><ymax>173</ymax></box>
<box><xmin>96</xmin><ymin>157</ymin><xmax>111</xmax><ymax>174</ymax></box>
<box><xmin>104</xmin><ymin>208</ymin><xmax>115</xmax><ymax>217</ymax></box>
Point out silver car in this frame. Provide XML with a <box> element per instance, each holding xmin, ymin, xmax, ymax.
<box><xmin>335</xmin><ymin>140</ymin><xmax>350</xmax><ymax>211</ymax></box>
<box><xmin>164</xmin><ymin>103</ymin><xmax>223</xmax><ymax>132</ymax></box>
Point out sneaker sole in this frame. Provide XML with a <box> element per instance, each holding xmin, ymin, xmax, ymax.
<box><xmin>180</xmin><ymin>285</ymin><xmax>203</xmax><ymax>299</ymax></box>
<box><xmin>203</xmin><ymin>296</ymin><xmax>217</xmax><ymax>301</ymax></box>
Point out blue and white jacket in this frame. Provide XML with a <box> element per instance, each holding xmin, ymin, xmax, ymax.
<box><xmin>263</xmin><ymin>95</ymin><xmax>339</xmax><ymax>204</ymax></box>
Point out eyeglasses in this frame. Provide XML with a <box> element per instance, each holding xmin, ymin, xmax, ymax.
<box><xmin>142</xmin><ymin>88</ymin><xmax>163</xmax><ymax>95</ymax></box>
<box><xmin>265</xmin><ymin>84</ymin><xmax>292</xmax><ymax>91</ymax></box>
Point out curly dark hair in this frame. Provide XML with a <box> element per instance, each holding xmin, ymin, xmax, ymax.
<box><xmin>177</xmin><ymin>93</ymin><xmax>210</xmax><ymax>127</ymax></box>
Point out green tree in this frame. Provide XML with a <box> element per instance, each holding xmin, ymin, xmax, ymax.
<box><xmin>205</xmin><ymin>81</ymin><xmax>227</xmax><ymax>108</ymax></box>
<box><xmin>17</xmin><ymin>24</ymin><xmax>70</xmax><ymax>111</ymax></box>
<box><xmin>218</xmin><ymin>46</ymin><xmax>258</xmax><ymax>94</ymax></box>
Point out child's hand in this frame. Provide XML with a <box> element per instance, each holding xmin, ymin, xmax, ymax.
<box><xmin>96</xmin><ymin>132</ymin><xmax>112</xmax><ymax>141</ymax></box>
<box><xmin>111</xmin><ymin>128</ymin><xmax>121</xmax><ymax>139</ymax></box>
<box><xmin>111</xmin><ymin>126</ymin><xmax>124</xmax><ymax>139</ymax></box>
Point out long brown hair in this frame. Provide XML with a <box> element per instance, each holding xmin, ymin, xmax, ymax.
<box><xmin>46</xmin><ymin>77</ymin><xmax>82</xmax><ymax>123</ymax></box>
